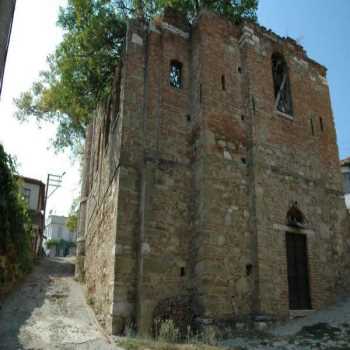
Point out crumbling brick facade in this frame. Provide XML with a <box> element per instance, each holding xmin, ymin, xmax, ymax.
<box><xmin>77</xmin><ymin>10</ymin><xmax>350</xmax><ymax>335</ymax></box>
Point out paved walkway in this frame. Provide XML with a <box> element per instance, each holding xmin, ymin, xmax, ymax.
<box><xmin>0</xmin><ymin>257</ymin><xmax>119</xmax><ymax>350</ymax></box>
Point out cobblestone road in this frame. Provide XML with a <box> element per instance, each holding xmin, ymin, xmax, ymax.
<box><xmin>0</xmin><ymin>257</ymin><xmax>120</xmax><ymax>350</ymax></box>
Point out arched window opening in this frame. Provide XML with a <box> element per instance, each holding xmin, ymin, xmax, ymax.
<box><xmin>272</xmin><ymin>53</ymin><xmax>293</xmax><ymax>116</ymax></box>
<box><xmin>221</xmin><ymin>74</ymin><xmax>226</xmax><ymax>91</ymax></box>
<box><xmin>286</xmin><ymin>202</ymin><xmax>305</xmax><ymax>227</ymax></box>
<box><xmin>169</xmin><ymin>60</ymin><xmax>182</xmax><ymax>89</ymax></box>
<box><xmin>310</xmin><ymin>118</ymin><xmax>315</xmax><ymax>136</ymax></box>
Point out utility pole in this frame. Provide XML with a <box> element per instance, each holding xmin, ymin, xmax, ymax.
<box><xmin>43</xmin><ymin>172</ymin><xmax>65</xmax><ymax>234</ymax></box>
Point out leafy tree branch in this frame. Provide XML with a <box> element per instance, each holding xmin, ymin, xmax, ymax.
<box><xmin>14</xmin><ymin>0</ymin><xmax>258</xmax><ymax>152</ymax></box>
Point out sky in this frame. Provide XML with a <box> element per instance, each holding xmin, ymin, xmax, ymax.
<box><xmin>0</xmin><ymin>0</ymin><xmax>349</xmax><ymax>218</ymax></box>
<box><xmin>0</xmin><ymin>0</ymin><xmax>78</xmax><ymax>217</ymax></box>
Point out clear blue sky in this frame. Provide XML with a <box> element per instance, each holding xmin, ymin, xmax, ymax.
<box><xmin>258</xmin><ymin>0</ymin><xmax>349</xmax><ymax>159</ymax></box>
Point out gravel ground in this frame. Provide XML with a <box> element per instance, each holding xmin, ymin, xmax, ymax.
<box><xmin>2</xmin><ymin>258</ymin><xmax>350</xmax><ymax>350</ymax></box>
<box><xmin>222</xmin><ymin>298</ymin><xmax>350</xmax><ymax>350</ymax></box>
<box><xmin>0</xmin><ymin>257</ymin><xmax>120</xmax><ymax>350</ymax></box>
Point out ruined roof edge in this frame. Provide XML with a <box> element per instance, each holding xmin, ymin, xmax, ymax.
<box><xmin>191</xmin><ymin>9</ymin><xmax>327</xmax><ymax>75</ymax></box>
<box><xmin>249</xmin><ymin>21</ymin><xmax>327</xmax><ymax>74</ymax></box>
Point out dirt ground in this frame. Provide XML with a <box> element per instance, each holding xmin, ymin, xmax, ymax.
<box><xmin>0</xmin><ymin>257</ymin><xmax>120</xmax><ymax>350</ymax></box>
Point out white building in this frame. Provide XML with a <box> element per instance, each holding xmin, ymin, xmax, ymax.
<box><xmin>341</xmin><ymin>158</ymin><xmax>350</xmax><ymax>210</ymax></box>
<box><xmin>44</xmin><ymin>215</ymin><xmax>76</xmax><ymax>257</ymax></box>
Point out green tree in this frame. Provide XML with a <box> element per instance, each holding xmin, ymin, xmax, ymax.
<box><xmin>0</xmin><ymin>144</ymin><xmax>33</xmax><ymax>276</ymax></box>
<box><xmin>66</xmin><ymin>197</ymin><xmax>79</xmax><ymax>233</ymax></box>
<box><xmin>66</xmin><ymin>213</ymin><xmax>78</xmax><ymax>233</ymax></box>
<box><xmin>14</xmin><ymin>0</ymin><xmax>258</xmax><ymax>152</ymax></box>
<box><xmin>157</xmin><ymin>0</ymin><xmax>258</xmax><ymax>22</ymax></box>
<box><xmin>15</xmin><ymin>0</ymin><xmax>127</xmax><ymax>152</ymax></box>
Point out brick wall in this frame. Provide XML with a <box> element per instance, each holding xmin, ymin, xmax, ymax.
<box><xmin>81</xmin><ymin>10</ymin><xmax>350</xmax><ymax>335</ymax></box>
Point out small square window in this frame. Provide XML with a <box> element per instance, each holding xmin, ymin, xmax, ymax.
<box><xmin>169</xmin><ymin>60</ymin><xmax>182</xmax><ymax>89</ymax></box>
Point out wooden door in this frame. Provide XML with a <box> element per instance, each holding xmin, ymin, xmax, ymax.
<box><xmin>286</xmin><ymin>233</ymin><xmax>311</xmax><ymax>309</ymax></box>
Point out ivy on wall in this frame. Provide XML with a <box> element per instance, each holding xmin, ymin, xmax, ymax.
<box><xmin>0</xmin><ymin>144</ymin><xmax>33</xmax><ymax>286</ymax></box>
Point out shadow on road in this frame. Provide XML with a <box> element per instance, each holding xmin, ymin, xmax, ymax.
<box><xmin>0</xmin><ymin>257</ymin><xmax>75</xmax><ymax>350</ymax></box>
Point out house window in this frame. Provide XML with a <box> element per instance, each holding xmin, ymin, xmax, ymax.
<box><xmin>169</xmin><ymin>60</ymin><xmax>182</xmax><ymax>89</ymax></box>
<box><xmin>272</xmin><ymin>53</ymin><xmax>293</xmax><ymax>116</ymax></box>
<box><xmin>23</xmin><ymin>188</ymin><xmax>31</xmax><ymax>205</ymax></box>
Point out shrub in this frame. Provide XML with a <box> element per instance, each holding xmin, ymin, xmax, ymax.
<box><xmin>200</xmin><ymin>326</ymin><xmax>217</xmax><ymax>346</ymax></box>
<box><xmin>0</xmin><ymin>144</ymin><xmax>33</xmax><ymax>282</ymax></box>
<box><xmin>157</xmin><ymin>319</ymin><xmax>180</xmax><ymax>343</ymax></box>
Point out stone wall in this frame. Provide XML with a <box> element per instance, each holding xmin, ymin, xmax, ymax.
<box><xmin>81</xmin><ymin>10</ymin><xmax>350</xmax><ymax>335</ymax></box>
<box><xmin>83</xmin><ymin>65</ymin><xmax>124</xmax><ymax>332</ymax></box>
<box><xmin>191</xmin><ymin>13</ymin><xmax>254</xmax><ymax>322</ymax></box>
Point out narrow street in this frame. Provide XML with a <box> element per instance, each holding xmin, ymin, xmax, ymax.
<box><xmin>0</xmin><ymin>258</ymin><xmax>119</xmax><ymax>350</ymax></box>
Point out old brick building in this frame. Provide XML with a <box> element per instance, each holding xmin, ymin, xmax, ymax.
<box><xmin>76</xmin><ymin>10</ymin><xmax>350</xmax><ymax>335</ymax></box>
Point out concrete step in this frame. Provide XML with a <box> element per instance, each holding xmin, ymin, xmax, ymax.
<box><xmin>289</xmin><ymin>309</ymin><xmax>315</xmax><ymax>319</ymax></box>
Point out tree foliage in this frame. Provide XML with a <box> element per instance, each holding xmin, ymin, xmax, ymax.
<box><xmin>14</xmin><ymin>0</ymin><xmax>258</xmax><ymax>152</ymax></box>
<box><xmin>15</xmin><ymin>0</ymin><xmax>127</xmax><ymax>151</ymax></box>
<box><xmin>66</xmin><ymin>213</ymin><xmax>78</xmax><ymax>233</ymax></box>
<box><xmin>157</xmin><ymin>0</ymin><xmax>258</xmax><ymax>22</ymax></box>
<box><xmin>0</xmin><ymin>144</ymin><xmax>33</xmax><ymax>274</ymax></box>
<box><xmin>66</xmin><ymin>197</ymin><xmax>79</xmax><ymax>233</ymax></box>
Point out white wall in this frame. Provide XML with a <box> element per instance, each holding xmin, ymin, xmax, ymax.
<box><xmin>45</xmin><ymin>215</ymin><xmax>76</xmax><ymax>242</ymax></box>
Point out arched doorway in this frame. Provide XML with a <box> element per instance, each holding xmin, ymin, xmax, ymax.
<box><xmin>285</xmin><ymin>203</ymin><xmax>311</xmax><ymax>310</ymax></box>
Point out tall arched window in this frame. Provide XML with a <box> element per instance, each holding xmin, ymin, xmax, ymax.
<box><xmin>272</xmin><ymin>53</ymin><xmax>293</xmax><ymax>116</ymax></box>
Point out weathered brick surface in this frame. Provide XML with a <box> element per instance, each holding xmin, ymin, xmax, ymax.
<box><xmin>80</xmin><ymin>10</ymin><xmax>350</xmax><ymax>335</ymax></box>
